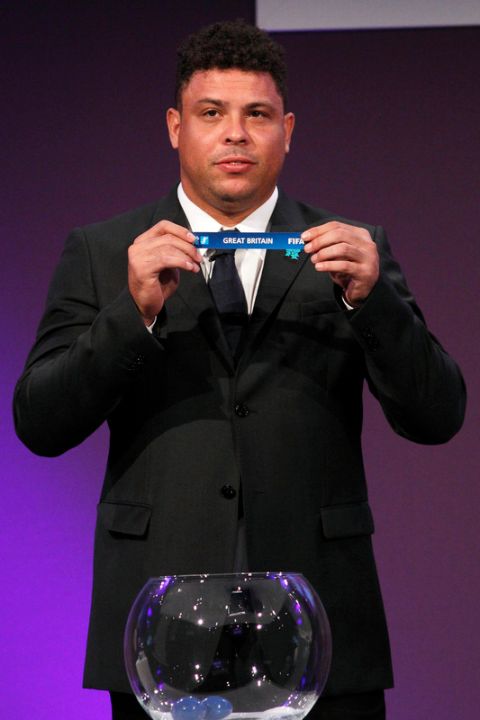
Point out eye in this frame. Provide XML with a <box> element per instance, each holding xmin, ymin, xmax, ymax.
<box><xmin>248</xmin><ymin>110</ymin><xmax>267</xmax><ymax>118</ymax></box>
<box><xmin>203</xmin><ymin>109</ymin><xmax>220</xmax><ymax>118</ymax></box>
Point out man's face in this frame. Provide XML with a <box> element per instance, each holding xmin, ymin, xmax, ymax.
<box><xmin>167</xmin><ymin>68</ymin><xmax>295</xmax><ymax>221</ymax></box>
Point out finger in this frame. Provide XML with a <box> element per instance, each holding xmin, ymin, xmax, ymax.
<box><xmin>310</xmin><ymin>242</ymin><xmax>362</xmax><ymax>265</ymax></box>
<box><xmin>148</xmin><ymin>245</ymin><xmax>201</xmax><ymax>273</ymax></box>
<box><xmin>157</xmin><ymin>235</ymin><xmax>203</xmax><ymax>263</ymax></box>
<box><xmin>302</xmin><ymin>224</ymin><xmax>370</xmax><ymax>252</ymax></box>
<box><xmin>130</xmin><ymin>234</ymin><xmax>203</xmax><ymax>263</ymax></box>
<box><xmin>128</xmin><ymin>246</ymin><xmax>201</xmax><ymax>279</ymax></box>
<box><xmin>301</xmin><ymin>221</ymin><xmax>346</xmax><ymax>243</ymax></box>
<box><xmin>312</xmin><ymin>259</ymin><xmax>356</xmax><ymax>274</ymax></box>
<box><xmin>134</xmin><ymin>220</ymin><xmax>196</xmax><ymax>245</ymax></box>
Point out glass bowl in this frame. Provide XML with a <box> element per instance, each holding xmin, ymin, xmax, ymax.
<box><xmin>124</xmin><ymin>572</ymin><xmax>331</xmax><ymax>720</ymax></box>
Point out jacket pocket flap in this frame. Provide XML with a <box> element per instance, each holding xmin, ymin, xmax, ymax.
<box><xmin>98</xmin><ymin>501</ymin><xmax>152</xmax><ymax>536</ymax></box>
<box><xmin>320</xmin><ymin>502</ymin><xmax>374</xmax><ymax>539</ymax></box>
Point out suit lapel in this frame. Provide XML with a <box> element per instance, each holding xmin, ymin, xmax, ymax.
<box><xmin>152</xmin><ymin>187</ymin><xmax>235</xmax><ymax>371</ymax></box>
<box><xmin>175</xmin><ymin>269</ymin><xmax>235</xmax><ymax>372</ymax></box>
<box><xmin>239</xmin><ymin>192</ymin><xmax>311</xmax><ymax>362</ymax></box>
<box><xmin>254</xmin><ymin>188</ymin><xmax>314</xmax><ymax>315</ymax></box>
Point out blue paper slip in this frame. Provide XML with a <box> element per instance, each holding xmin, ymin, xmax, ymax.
<box><xmin>193</xmin><ymin>231</ymin><xmax>304</xmax><ymax>251</ymax></box>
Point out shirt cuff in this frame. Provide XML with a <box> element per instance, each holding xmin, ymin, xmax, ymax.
<box><xmin>341</xmin><ymin>295</ymin><xmax>356</xmax><ymax>311</ymax></box>
<box><xmin>146</xmin><ymin>317</ymin><xmax>157</xmax><ymax>333</ymax></box>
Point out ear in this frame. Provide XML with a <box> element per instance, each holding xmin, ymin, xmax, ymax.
<box><xmin>166</xmin><ymin>108</ymin><xmax>181</xmax><ymax>149</ymax></box>
<box><xmin>283</xmin><ymin>112</ymin><xmax>295</xmax><ymax>153</ymax></box>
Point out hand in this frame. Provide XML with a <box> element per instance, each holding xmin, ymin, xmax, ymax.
<box><xmin>128</xmin><ymin>220</ymin><xmax>201</xmax><ymax>325</ymax></box>
<box><xmin>302</xmin><ymin>221</ymin><xmax>379</xmax><ymax>307</ymax></box>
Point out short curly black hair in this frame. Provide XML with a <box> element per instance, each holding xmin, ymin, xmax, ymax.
<box><xmin>175</xmin><ymin>20</ymin><xmax>288</xmax><ymax>108</ymax></box>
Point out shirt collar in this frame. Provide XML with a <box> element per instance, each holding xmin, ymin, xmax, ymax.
<box><xmin>177</xmin><ymin>183</ymin><xmax>278</xmax><ymax>233</ymax></box>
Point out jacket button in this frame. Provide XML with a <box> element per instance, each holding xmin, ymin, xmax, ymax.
<box><xmin>234</xmin><ymin>403</ymin><xmax>250</xmax><ymax>418</ymax></box>
<box><xmin>221</xmin><ymin>484</ymin><xmax>237</xmax><ymax>499</ymax></box>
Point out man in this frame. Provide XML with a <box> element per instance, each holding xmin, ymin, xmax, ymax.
<box><xmin>14</xmin><ymin>20</ymin><xmax>465</xmax><ymax>720</ymax></box>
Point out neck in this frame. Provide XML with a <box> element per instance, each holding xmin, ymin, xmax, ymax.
<box><xmin>204</xmin><ymin>206</ymin><xmax>255</xmax><ymax>227</ymax></box>
<box><xmin>181</xmin><ymin>183</ymin><xmax>274</xmax><ymax>226</ymax></box>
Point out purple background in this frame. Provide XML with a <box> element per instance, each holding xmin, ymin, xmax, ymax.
<box><xmin>2</xmin><ymin>2</ymin><xmax>478</xmax><ymax>718</ymax></box>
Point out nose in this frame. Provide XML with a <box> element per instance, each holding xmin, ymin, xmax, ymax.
<box><xmin>224</xmin><ymin>114</ymin><xmax>248</xmax><ymax>144</ymax></box>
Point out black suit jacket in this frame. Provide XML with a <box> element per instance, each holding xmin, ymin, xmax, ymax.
<box><xmin>14</xmin><ymin>187</ymin><xmax>465</xmax><ymax>696</ymax></box>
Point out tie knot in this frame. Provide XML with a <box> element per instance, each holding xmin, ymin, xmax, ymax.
<box><xmin>209</xmin><ymin>248</ymin><xmax>235</xmax><ymax>262</ymax></box>
<box><xmin>209</xmin><ymin>227</ymin><xmax>238</xmax><ymax>261</ymax></box>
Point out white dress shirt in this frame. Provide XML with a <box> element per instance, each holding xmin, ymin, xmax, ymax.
<box><xmin>177</xmin><ymin>183</ymin><xmax>278</xmax><ymax>314</ymax></box>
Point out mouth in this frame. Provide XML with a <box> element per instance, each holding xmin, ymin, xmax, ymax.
<box><xmin>214</xmin><ymin>156</ymin><xmax>256</xmax><ymax>173</ymax></box>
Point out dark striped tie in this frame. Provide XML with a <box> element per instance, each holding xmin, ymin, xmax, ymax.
<box><xmin>208</xmin><ymin>248</ymin><xmax>248</xmax><ymax>357</ymax></box>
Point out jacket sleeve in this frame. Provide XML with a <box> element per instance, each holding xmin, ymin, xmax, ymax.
<box><xmin>348</xmin><ymin>225</ymin><xmax>466</xmax><ymax>444</ymax></box>
<box><xmin>13</xmin><ymin>228</ymin><xmax>165</xmax><ymax>457</ymax></box>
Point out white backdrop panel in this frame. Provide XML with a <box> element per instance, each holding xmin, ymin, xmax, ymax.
<box><xmin>256</xmin><ymin>0</ymin><xmax>480</xmax><ymax>31</ymax></box>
